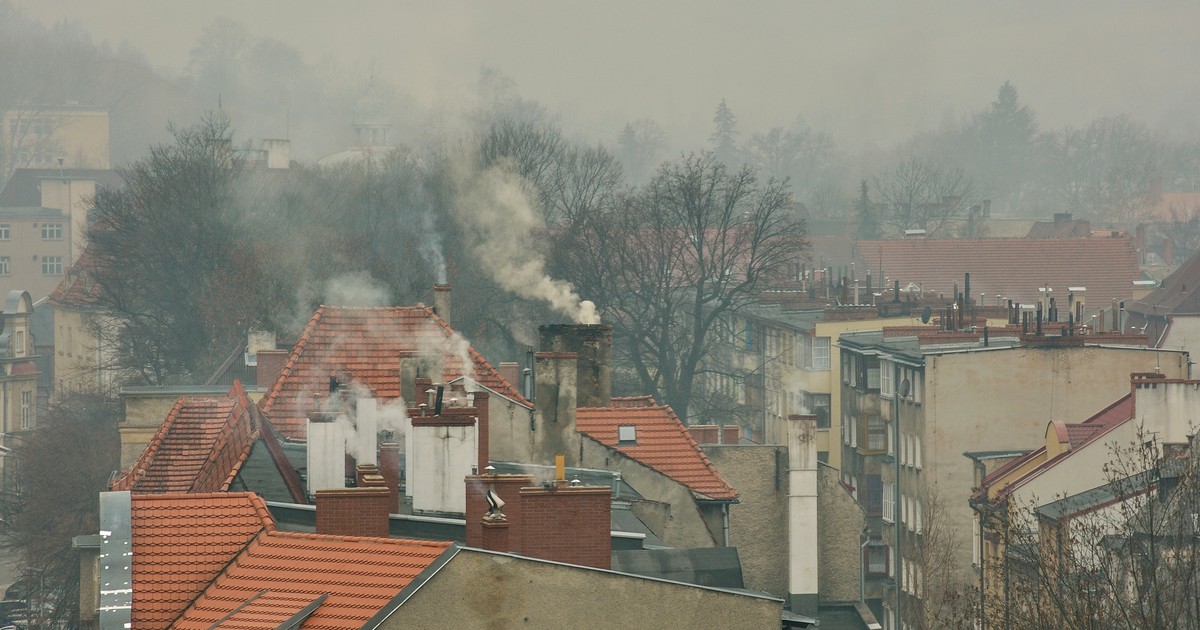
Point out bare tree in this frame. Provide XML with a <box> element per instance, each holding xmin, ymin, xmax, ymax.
<box><xmin>988</xmin><ymin>430</ymin><xmax>1200</xmax><ymax>630</ymax></box>
<box><xmin>557</xmin><ymin>151</ymin><xmax>806</xmax><ymax>420</ymax></box>
<box><xmin>873</xmin><ymin>156</ymin><xmax>978</xmax><ymax>237</ymax></box>
<box><xmin>0</xmin><ymin>393</ymin><xmax>120</xmax><ymax>629</ymax></box>
<box><xmin>904</xmin><ymin>482</ymin><xmax>979</xmax><ymax>630</ymax></box>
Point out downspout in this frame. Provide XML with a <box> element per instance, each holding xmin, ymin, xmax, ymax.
<box><xmin>861</xmin><ymin>528</ymin><xmax>870</xmax><ymax>603</ymax></box>
<box><xmin>893</xmin><ymin>359</ymin><xmax>903</xmax><ymax>628</ymax></box>
<box><xmin>722</xmin><ymin>503</ymin><xmax>730</xmax><ymax>547</ymax></box>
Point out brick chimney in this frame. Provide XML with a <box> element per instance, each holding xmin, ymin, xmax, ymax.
<box><xmin>722</xmin><ymin>424</ymin><xmax>740</xmax><ymax>445</ymax></box>
<box><xmin>433</xmin><ymin>284</ymin><xmax>452</xmax><ymax>325</ymax></box>
<box><xmin>534</xmin><ymin>352</ymin><xmax>578</xmax><ymax>465</ymax></box>
<box><xmin>465</xmin><ymin>473</ymin><xmax>534</xmax><ymax>552</ymax></box>
<box><xmin>519</xmin><ymin>482</ymin><xmax>612</xmax><ymax>569</ymax></box>
<box><xmin>256</xmin><ymin>349</ymin><xmax>288</xmax><ymax>390</ymax></box>
<box><xmin>688</xmin><ymin>424</ymin><xmax>720</xmax><ymax>445</ymax></box>
<box><xmin>539</xmin><ymin>324</ymin><xmax>612</xmax><ymax>408</ymax></box>
<box><xmin>498</xmin><ymin>362</ymin><xmax>521</xmax><ymax>392</ymax></box>
<box><xmin>315</xmin><ymin>485</ymin><xmax>391</xmax><ymax>538</ymax></box>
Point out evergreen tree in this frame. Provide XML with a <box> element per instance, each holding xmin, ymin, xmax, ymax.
<box><xmin>709</xmin><ymin>99</ymin><xmax>740</xmax><ymax>167</ymax></box>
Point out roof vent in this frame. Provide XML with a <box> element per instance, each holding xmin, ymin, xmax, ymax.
<box><xmin>617</xmin><ymin>425</ymin><xmax>637</xmax><ymax>445</ymax></box>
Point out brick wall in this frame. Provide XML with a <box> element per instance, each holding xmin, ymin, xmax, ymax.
<box><xmin>465</xmin><ymin>474</ymin><xmax>533</xmax><ymax>551</ymax></box>
<box><xmin>519</xmin><ymin>484</ymin><xmax>612</xmax><ymax>569</ymax></box>
<box><xmin>379</xmin><ymin>443</ymin><xmax>401</xmax><ymax>512</ymax></box>
<box><xmin>256</xmin><ymin>349</ymin><xmax>288</xmax><ymax>390</ymax></box>
<box><xmin>315</xmin><ymin>487</ymin><xmax>391</xmax><ymax>538</ymax></box>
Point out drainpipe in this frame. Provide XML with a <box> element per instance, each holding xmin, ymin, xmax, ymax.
<box><xmin>893</xmin><ymin>360</ymin><xmax>903</xmax><ymax>628</ymax></box>
<box><xmin>860</xmin><ymin>527</ymin><xmax>870</xmax><ymax>603</ymax></box>
<box><xmin>722</xmin><ymin>503</ymin><xmax>731</xmax><ymax>547</ymax></box>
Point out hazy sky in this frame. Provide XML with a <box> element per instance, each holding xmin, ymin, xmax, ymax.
<box><xmin>15</xmin><ymin>1</ymin><xmax>1200</xmax><ymax>151</ymax></box>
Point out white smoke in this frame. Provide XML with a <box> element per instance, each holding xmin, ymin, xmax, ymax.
<box><xmin>448</xmin><ymin>156</ymin><xmax>600</xmax><ymax>325</ymax></box>
<box><xmin>324</xmin><ymin>270</ymin><xmax>391</xmax><ymax>306</ymax></box>
<box><xmin>418</xmin><ymin>209</ymin><xmax>448</xmax><ymax>284</ymax></box>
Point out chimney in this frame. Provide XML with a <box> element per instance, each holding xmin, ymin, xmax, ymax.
<box><xmin>787</xmin><ymin>414</ymin><xmax>819</xmax><ymax>615</ymax></box>
<box><xmin>498</xmin><ymin>362</ymin><xmax>520</xmax><ymax>392</ymax></box>
<box><xmin>400</xmin><ymin>353</ymin><xmax>443</xmax><ymax>403</ymax></box>
<box><xmin>688</xmin><ymin>424</ymin><xmax>720</xmax><ymax>445</ymax></box>
<box><xmin>262</xmin><ymin>139</ymin><xmax>291</xmax><ymax>170</ymax></box>
<box><xmin>722</xmin><ymin>424</ymin><xmax>740</xmax><ymax>445</ymax></box>
<box><xmin>352</xmin><ymin>397</ymin><xmax>379</xmax><ymax>467</ymax></box>
<box><xmin>407</xmin><ymin>390</ymin><xmax>481</xmax><ymax>514</ymax></box>
<box><xmin>379</xmin><ymin>442</ymin><xmax>401</xmax><ymax>512</ymax></box>
<box><xmin>1136</xmin><ymin>224</ymin><xmax>1147</xmax><ymax>256</ymax></box>
<box><xmin>1164</xmin><ymin>237</ymin><xmax>1174</xmax><ymax>266</ymax></box>
<box><xmin>307</xmin><ymin>411</ymin><xmax>346</xmax><ymax>496</ymax></box>
<box><xmin>534</xmin><ymin>352</ymin><xmax>578</xmax><ymax>465</ymax></box>
<box><xmin>538</xmin><ymin>324</ymin><xmax>612</xmax><ymax>408</ymax></box>
<box><xmin>475</xmin><ymin>390</ymin><xmax>490</xmax><ymax>473</ymax></box>
<box><xmin>255</xmin><ymin>349</ymin><xmax>288</xmax><ymax>391</ymax></box>
<box><xmin>466</xmin><ymin>473</ymin><xmax>534</xmax><ymax>552</ymax></box>
<box><xmin>518</xmin><ymin>482</ymin><xmax>612</xmax><ymax>569</ymax></box>
<box><xmin>982</xmin><ymin>199</ymin><xmax>991</xmax><ymax>218</ymax></box>
<box><xmin>433</xmin><ymin>284</ymin><xmax>452</xmax><ymax>325</ymax></box>
<box><xmin>315</xmin><ymin>485</ymin><xmax>390</xmax><ymax>538</ymax></box>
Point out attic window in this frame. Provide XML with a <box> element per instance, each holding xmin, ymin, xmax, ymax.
<box><xmin>617</xmin><ymin>425</ymin><xmax>637</xmax><ymax>445</ymax></box>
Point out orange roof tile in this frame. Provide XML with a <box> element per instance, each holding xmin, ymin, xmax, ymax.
<box><xmin>130</xmin><ymin>492</ymin><xmax>274</xmax><ymax>629</ymax></box>
<box><xmin>261</xmin><ymin>305</ymin><xmax>528</xmax><ymax>440</ymax></box>
<box><xmin>577</xmin><ymin>397</ymin><xmax>737</xmax><ymax>501</ymax></box>
<box><xmin>112</xmin><ymin>382</ymin><xmax>259</xmax><ymax>493</ymax></box>
<box><xmin>857</xmin><ymin>237</ymin><xmax>1139</xmax><ymax>307</ymax></box>
<box><xmin>171</xmin><ymin>531</ymin><xmax>451</xmax><ymax>630</ymax></box>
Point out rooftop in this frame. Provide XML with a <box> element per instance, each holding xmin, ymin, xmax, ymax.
<box><xmin>128</xmin><ymin>492</ymin><xmax>451</xmax><ymax>630</ymax></box>
<box><xmin>855</xmin><ymin>237</ymin><xmax>1139</xmax><ymax>307</ymax></box>
<box><xmin>577</xmin><ymin>396</ymin><xmax>738</xmax><ymax>501</ymax></box>
<box><xmin>111</xmin><ymin>382</ymin><xmax>262</xmax><ymax>494</ymax></box>
<box><xmin>260</xmin><ymin>305</ymin><xmax>528</xmax><ymax>440</ymax></box>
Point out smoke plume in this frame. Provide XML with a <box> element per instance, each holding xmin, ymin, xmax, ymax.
<box><xmin>448</xmin><ymin>156</ymin><xmax>600</xmax><ymax>325</ymax></box>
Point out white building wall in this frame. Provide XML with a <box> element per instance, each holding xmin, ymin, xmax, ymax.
<box><xmin>410</xmin><ymin>423</ymin><xmax>477</xmax><ymax>514</ymax></box>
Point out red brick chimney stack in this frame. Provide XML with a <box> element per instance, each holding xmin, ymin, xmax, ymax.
<box><xmin>315</xmin><ymin>485</ymin><xmax>391</xmax><ymax>538</ymax></box>
<box><xmin>465</xmin><ymin>473</ymin><xmax>534</xmax><ymax>551</ymax></box>
<box><xmin>256</xmin><ymin>349</ymin><xmax>288</xmax><ymax>391</ymax></box>
<box><xmin>433</xmin><ymin>284</ymin><xmax>451</xmax><ymax>325</ymax></box>
<box><xmin>519</xmin><ymin>483</ymin><xmax>612</xmax><ymax>569</ymax></box>
<box><xmin>379</xmin><ymin>443</ymin><xmax>402</xmax><ymax>512</ymax></box>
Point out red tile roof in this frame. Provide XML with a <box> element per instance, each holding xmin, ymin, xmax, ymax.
<box><xmin>47</xmin><ymin>246</ymin><xmax>104</xmax><ymax>309</ymax></box>
<box><xmin>112</xmin><ymin>382</ymin><xmax>259</xmax><ymax>493</ymax></box>
<box><xmin>261</xmin><ymin>305</ymin><xmax>528</xmax><ymax>440</ymax></box>
<box><xmin>171</xmin><ymin>531</ymin><xmax>450</xmax><ymax>630</ymax></box>
<box><xmin>9</xmin><ymin>361</ymin><xmax>38</xmax><ymax>376</ymax></box>
<box><xmin>128</xmin><ymin>492</ymin><xmax>451</xmax><ymax>630</ymax></box>
<box><xmin>577</xmin><ymin>397</ymin><xmax>737</xmax><ymax>501</ymax></box>
<box><xmin>856</xmin><ymin>237</ymin><xmax>1139</xmax><ymax>307</ymax></box>
<box><xmin>130</xmin><ymin>492</ymin><xmax>273</xmax><ymax>629</ymax></box>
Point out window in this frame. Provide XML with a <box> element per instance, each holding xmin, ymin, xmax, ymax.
<box><xmin>742</xmin><ymin>320</ymin><xmax>755</xmax><ymax>351</ymax></box>
<box><xmin>914</xmin><ymin>498</ymin><xmax>923</xmax><ymax>534</ymax></box>
<box><xmin>882</xmin><ymin>481</ymin><xmax>895</xmax><ymax>523</ymax></box>
<box><xmin>843</xmin><ymin>413</ymin><xmax>852</xmax><ymax>445</ymax></box>
<box><xmin>14</xmin><ymin>330</ymin><xmax>23</xmax><ymax>355</ymax></box>
<box><xmin>617</xmin><ymin>425</ymin><xmax>637</xmax><ymax>444</ymax></box>
<box><xmin>0</xmin><ymin>224</ymin><xmax>9</xmax><ymax>239</ymax></box>
<box><xmin>863</xmin><ymin>475</ymin><xmax>882</xmax><ymax>516</ymax></box>
<box><xmin>42</xmin><ymin>255</ymin><xmax>62</xmax><ymax>275</ymax></box>
<box><xmin>866</xmin><ymin>541</ymin><xmax>889</xmax><ymax>576</ymax></box>
<box><xmin>41</xmin><ymin>223</ymin><xmax>63</xmax><ymax>240</ymax></box>
<box><xmin>859</xmin><ymin>414</ymin><xmax>886</xmax><ymax>453</ymax></box>
<box><xmin>810</xmin><ymin>337</ymin><xmax>831</xmax><ymax>370</ymax></box>
<box><xmin>914</xmin><ymin>435</ymin><xmax>922</xmax><ymax>469</ymax></box>
<box><xmin>880</xmin><ymin>360</ymin><xmax>893</xmax><ymax>398</ymax></box>
<box><xmin>0</xmin><ymin>256</ymin><xmax>8</xmax><ymax>275</ymax></box>
<box><xmin>804</xmin><ymin>392</ymin><xmax>831</xmax><ymax>429</ymax></box>
<box><xmin>21</xmin><ymin>390</ymin><xmax>32</xmax><ymax>429</ymax></box>
<box><xmin>901</xmin><ymin>432</ymin><xmax>909</xmax><ymax>466</ymax></box>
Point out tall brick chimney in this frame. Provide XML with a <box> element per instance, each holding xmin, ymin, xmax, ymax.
<box><xmin>433</xmin><ymin>283</ymin><xmax>452</xmax><ymax>325</ymax></box>
<box><xmin>534</xmin><ymin>352</ymin><xmax>578</xmax><ymax>465</ymax></box>
<box><xmin>379</xmin><ymin>442</ymin><xmax>402</xmax><ymax>512</ymax></box>
<box><xmin>539</xmin><ymin>324</ymin><xmax>612</xmax><ymax>408</ymax></box>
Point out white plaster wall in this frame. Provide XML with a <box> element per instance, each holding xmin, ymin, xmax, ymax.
<box><xmin>411</xmin><ymin>423</ymin><xmax>477</xmax><ymax>514</ymax></box>
<box><xmin>307</xmin><ymin>420</ymin><xmax>345</xmax><ymax>495</ymax></box>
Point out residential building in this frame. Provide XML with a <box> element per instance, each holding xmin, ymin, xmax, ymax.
<box><xmin>0</xmin><ymin>106</ymin><xmax>110</xmax><ymax>182</ymax></box>
<box><xmin>970</xmin><ymin>373</ymin><xmax>1200</xmax><ymax>626</ymax></box>
<box><xmin>1127</xmin><ymin>247</ymin><xmax>1200</xmax><ymax>351</ymax></box>
<box><xmin>0</xmin><ymin>290</ymin><xmax>39</xmax><ymax>496</ymax></box>
<box><xmin>0</xmin><ymin>168</ymin><xmax>121</xmax><ymax>300</ymax></box>
<box><xmin>837</xmin><ymin>324</ymin><xmax>1186</xmax><ymax>629</ymax></box>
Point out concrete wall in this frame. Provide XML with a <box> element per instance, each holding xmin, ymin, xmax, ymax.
<box><xmin>381</xmin><ymin>549</ymin><xmax>783</xmax><ymax>630</ymax></box>
<box><xmin>1162</xmin><ymin>316</ymin><xmax>1200</xmax><ymax>360</ymax></box>
<box><xmin>926</xmin><ymin>346</ymin><xmax>1187</xmax><ymax>572</ymax></box>
<box><xmin>818</xmin><ymin>463</ymin><xmax>867</xmax><ymax>604</ymax></box>
<box><xmin>705</xmin><ymin>445</ymin><xmax>788</xmax><ymax>595</ymax></box>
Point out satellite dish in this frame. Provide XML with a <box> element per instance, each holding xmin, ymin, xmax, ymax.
<box><xmin>899</xmin><ymin>379</ymin><xmax>911</xmax><ymax>398</ymax></box>
<box><xmin>920</xmin><ymin>306</ymin><xmax>932</xmax><ymax>324</ymax></box>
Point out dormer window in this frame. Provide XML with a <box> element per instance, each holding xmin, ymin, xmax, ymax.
<box><xmin>618</xmin><ymin>425</ymin><xmax>637</xmax><ymax>445</ymax></box>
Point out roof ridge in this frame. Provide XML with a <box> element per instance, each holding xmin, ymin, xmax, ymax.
<box><xmin>659</xmin><ymin>403</ymin><xmax>737</xmax><ymax>499</ymax></box>
<box><xmin>268</xmin><ymin>530</ymin><xmax>452</xmax><ymax>547</ymax></box>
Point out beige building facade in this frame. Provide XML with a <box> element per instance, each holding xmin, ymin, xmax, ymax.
<box><xmin>1</xmin><ymin>106</ymin><xmax>110</xmax><ymax>180</ymax></box>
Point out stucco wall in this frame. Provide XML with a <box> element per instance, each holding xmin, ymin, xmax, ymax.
<box><xmin>705</xmin><ymin>445</ymin><xmax>788</xmax><ymax>594</ymax></box>
<box><xmin>818</xmin><ymin>463</ymin><xmax>867</xmax><ymax>604</ymax></box>
<box><xmin>381</xmin><ymin>549</ymin><xmax>783</xmax><ymax>630</ymax></box>
<box><xmin>926</xmin><ymin>346</ymin><xmax>1187</xmax><ymax>571</ymax></box>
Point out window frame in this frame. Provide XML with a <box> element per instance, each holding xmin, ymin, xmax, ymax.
<box><xmin>42</xmin><ymin>255</ymin><xmax>63</xmax><ymax>275</ymax></box>
<box><xmin>41</xmin><ymin>223</ymin><xmax>63</xmax><ymax>240</ymax></box>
